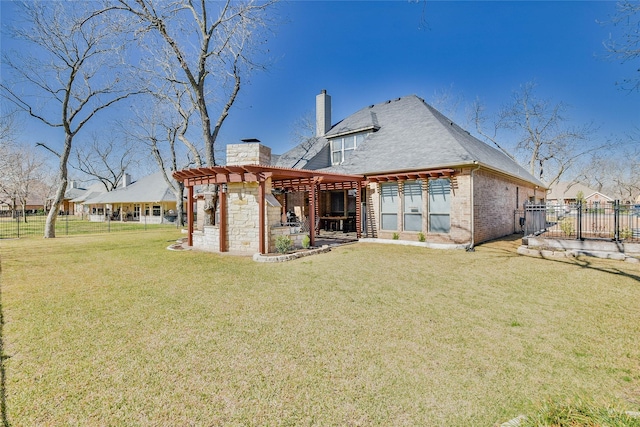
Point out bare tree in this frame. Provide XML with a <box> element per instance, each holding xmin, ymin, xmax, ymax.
<box><xmin>109</xmin><ymin>0</ymin><xmax>276</xmax><ymax>168</ymax></box>
<box><xmin>72</xmin><ymin>134</ymin><xmax>140</xmax><ymax>192</ymax></box>
<box><xmin>124</xmin><ymin>90</ymin><xmax>200</xmax><ymax>227</ymax></box>
<box><xmin>0</xmin><ymin>141</ymin><xmax>47</xmax><ymax>222</ymax></box>
<box><xmin>474</xmin><ymin>82</ymin><xmax>603</xmax><ymax>187</ymax></box>
<box><xmin>1</xmin><ymin>1</ymin><xmax>140</xmax><ymax>237</ymax></box>
<box><xmin>578</xmin><ymin>130</ymin><xmax>640</xmax><ymax>202</ymax></box>
<box><xmin>603</xmin><ymin>0</ymin><xmax>640</xmax><ymax>91</ymax></box>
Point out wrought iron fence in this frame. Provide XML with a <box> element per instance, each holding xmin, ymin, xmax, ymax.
<box><xmin>522</xmin><ymin>201</ymin><xmax>640</xmax><ymax>242</ymax></box>
<box><xmin>0</xmin><ymin>211</ymin><xmax>188</xmax><ymax>239</ymax></box>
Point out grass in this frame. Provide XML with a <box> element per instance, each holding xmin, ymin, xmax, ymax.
<box><xmin>0</xmin><ymin>215</ymin><xmax>178</xmax><ymax>238</ymax></box>
<box><xmin>1</xmin><ymin>232</ymin><xmax>639</xmax><ymax>426</ymax></box>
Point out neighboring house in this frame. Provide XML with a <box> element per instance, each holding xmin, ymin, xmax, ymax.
<box><xmin>70</xmin><ymin>181</ymin><xmax>109</xmax><ymax>216</ymax></box>
<box><xmin>547</xmin><ymin>182</ymin><xmax>613</xmax><ymax>207</ymax></box>
<box><xmin>81</xmin><ymin>172</ymin><xmax>179</xmax><ymax>224</ymax></box>
<box><xmin>63</xmin><ymin>181</ymin><xmax>90</xmax><ymax>215</ymax></box>
<box><xmin>174</xmin><ymin>90</ymin><xmax>546</xmax><ymax>254</ymax></box>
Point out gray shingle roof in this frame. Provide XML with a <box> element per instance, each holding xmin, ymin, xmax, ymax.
<box><xmin>273</xmin><ymin>135</ymin><xmax>329</xmax><ymax>170</ymax></box>
<box><xmin>547</xmin><ymin>182</ymin><xmax>612</xmax><ymax>201</ymax></box>
<box><xmin>84</xmin><ymin>171</ymin><xmax>176</xmax><ymax>204</ymax></box>
<box><xmin>277</xmin><ymin>95</ymin><xmax>544</xmax><ymax>187</ymax></box>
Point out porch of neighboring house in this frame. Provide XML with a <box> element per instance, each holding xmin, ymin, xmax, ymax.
<box><xmin>87</xmin><ymin>202</ymin><xmax>177</xmax><ymax>224</ymax></box>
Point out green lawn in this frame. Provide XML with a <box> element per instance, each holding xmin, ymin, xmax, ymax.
<box><xmin>1</xmin><ymin>232</ymin><xmax>639</xmax><ymax>426</ymax></box>
<box><xmin>0</xmin><ymin>215</ymin><xmax>179</xmax><ymax>238</ymax></box>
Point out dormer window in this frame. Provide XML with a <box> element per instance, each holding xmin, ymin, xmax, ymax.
<box><xmin>330</xmin><ymin>133</ymin><xmax>368</xmax><ymax>165</ymax></box>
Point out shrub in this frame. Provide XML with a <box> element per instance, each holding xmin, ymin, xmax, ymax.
<box><xmin>620</xmin><ymin>227</ymin><xmax>633</xmax><ymax>240</ymax></box>
<box><xmin>392</xmin><ymin>232</ymin><xmax>400</xmax><ymax>240</ymax></box>
<box><xmin>302</xmin><ymin>235</ymin><xmax>311</xmax><ymax>249</ymax></box>
<box><xmin>418</xmin><ymin>232</ymin><xmax>425</xmax><ymax>242</ymax></box>
<box><xmin>275</xmin><ymin>235</ymin><xmax>292</xmax><ymax>254</ymax></box>
<box><xmin>559</xmin><ymin>218</ymin><xmax>574</xmax><ymax>236</ymax></box>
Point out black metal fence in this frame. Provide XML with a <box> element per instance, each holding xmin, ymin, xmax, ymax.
<box><xmin>522</xmin><ymin>201</ymin><xmax>640</xmax><ymax>242</ymax></box>
<box><xmin>0</xmin><ymin>211</ymin><xmax>186</xmax><ymax>239</ymax></box>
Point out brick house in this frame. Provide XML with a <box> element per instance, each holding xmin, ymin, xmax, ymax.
<box><xmin>174</xmin><ymin>90</ymin><xmax>545</xmax><ymax>254</ymax></box>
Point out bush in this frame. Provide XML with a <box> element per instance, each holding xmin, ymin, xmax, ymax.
<box><xmin>302</xmin><ymin>234</ymin><xmax>311</xmax><ymax>249</ymax></box>
<box><xmin>275</xmin><ymin>235</ymin><xmax>292</xmax><ymax>254</ymax></box>
<box><xmin>392</xmin><ymin>233</ymin><xmax>400</xmax><ymax>240</ymax></box>
<box><xmin>559</xmin><ymin>218</ymin><xmax>574</xmax><ymax>236</ymax></box>
<box><xmin>418</xmin><ymin>232</ymin><xmax>425</xmax><ymax>242</ymax></box>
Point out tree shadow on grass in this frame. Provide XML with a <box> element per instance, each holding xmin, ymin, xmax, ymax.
<box><xmin>478</xmin><ymin>234</ymin><xmax>640</xmax><ymax>284</ymax></box>
<box><xmin>0</xmin><ymin>257</ymin><xmax>9</xmax><ymax>427</ymax></box>
<box><xmin>542</xmin><ymin>252</ymin><xmax>640</xmax><ymax>284</ymax></box>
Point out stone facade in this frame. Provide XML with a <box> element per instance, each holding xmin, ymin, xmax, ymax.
<box><xmin>226</xmin><ymin>182</ymin><xmax>260</xmax><ymax>253</ymax></box>
<box><xmin>226</xmin><ymin>143</ymin><xmax>271</xmax><ymax>166</ymax></box>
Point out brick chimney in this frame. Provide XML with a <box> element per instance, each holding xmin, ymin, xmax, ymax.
<box><xmin>316</xmin><ymin>89</ymin><xmax>331</xmax><ymax>137</ymax></box>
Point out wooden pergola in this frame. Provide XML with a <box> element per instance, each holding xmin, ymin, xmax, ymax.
<box><xmin>173</xmin><ymin>165</ymin><xmax>365</xmax><ymax>254</ymax></box>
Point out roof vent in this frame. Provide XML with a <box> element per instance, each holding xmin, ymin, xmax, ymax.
<box><xmin>386</xmin><ymin>100</ymin><xmax>391</xmax><ymax>104</ymax></box>
<box><xmin>369</xmin><ymin>105</ymin><xmax>374</xmax><ymax>108</ymax></box>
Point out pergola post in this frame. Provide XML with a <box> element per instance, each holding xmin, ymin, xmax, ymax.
<box><xmin>308</xmin><ymin>182</ymin><xmax>318</xmax><ymax>248</ymax></box>
<box><xmin>219</xmin><ymin>185</ymin><xmax>227</xmax><ymax>252</ymax></box>
<box><xmin>355</xmin><ymin>182</ymin><xmax>362</xmax><ymax>238</ymax></box>
<box><xmin>258</xmin><ymin>180</ymin><xmax>266</xmax><ymax>254</ymax></box>
<box><xmin>187</xmin><ymin>185</ymin><xmax>194</xmax><ymax>247</ymax></box>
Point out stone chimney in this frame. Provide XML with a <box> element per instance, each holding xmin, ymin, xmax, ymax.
<box><xmin>226</xmin><ymin>140</ymin><xmax>272</xmax><ymax>166</ymax></box>
<box><xmin>316</xmin><ymin>89</ymin><xmax>331</xmax><ymax>137</ymax></box>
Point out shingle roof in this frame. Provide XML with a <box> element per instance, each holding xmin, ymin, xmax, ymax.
<box><xmin>547</xmin><ymin>182</ymin><xmax>612</xmax><ymax>201</ymax></box>
<box><xmin>272</xmin><ymin>135</ymin><xmax>329</xmax><ymax>170</ymax></box>
<box><xmin>83</xmin><ymin>171</ymin><xmax>176</xmax><ymax>204</ymax></box>
<box><xmin>278</xmin><ymin>95</ymin><xmax>544</xmax><ymax>187</ymax></box>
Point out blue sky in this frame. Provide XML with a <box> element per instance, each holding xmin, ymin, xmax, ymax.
<box><xmin>220</xmin><ymin>0</ymin><xmax>639</xmax><ymax>156</ymax></box>
<box><xmin>1</xmin><ymin>0</ymin><xmax>638</xmax><ymax>169</ymax></box>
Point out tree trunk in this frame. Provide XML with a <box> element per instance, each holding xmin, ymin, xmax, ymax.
<box><xmin>174</xmin><ymin>181</ymin><xmax>185</xmax><ymax>227</ymax></box>
<box><xmin>44</xmin><ymin>134</ymin><xmax>71</xmax><ymax>238</ymax></box>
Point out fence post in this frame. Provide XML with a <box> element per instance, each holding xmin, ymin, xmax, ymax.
<box><xmin>576</xmin><ymin>201</ymin><xmax>582</xmax><ymax>241</ymax></box>
<box><xmin>613</xmin><ymin>200</ymin><xmax>620</xmax><ymax>242</ymax></box>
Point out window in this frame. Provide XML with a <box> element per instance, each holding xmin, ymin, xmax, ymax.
<box><xmin>428</xmin><ymin>178</ymin><xmax>450</xmax><ymax>233</ymax></box>
<box><xmin>403</xmin><ymin>181</ymin><xmax>423</xmax><ymax>231</ymax></box>
<box><xmin>380</xmin><ymin>183</ymin><xmax>398</xmax><ymax>230</ymax></box>
<box><xmin>330</xmin><ymin>191</ymin><xmax>345</xmax><ymax>215</ymax></box>
<box><xmin>134</xmin><ymin>204</ymin><xmax>141</xmax><ymax>218</ymax></box>
<box><xmin>330</xmin><ymin>132</ymin><xmax>368</xmax><ymax>165</ymax></box>
<box><xmin>152</xmin><ymin>205</ymin><xmax>161</xmax><ymax>216</ymax></box>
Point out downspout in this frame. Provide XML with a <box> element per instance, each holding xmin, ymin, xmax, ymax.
<box><xmin>467</xmin><ymin>161</ymin><xmax>481</xmax><ymax>252</ymax></box>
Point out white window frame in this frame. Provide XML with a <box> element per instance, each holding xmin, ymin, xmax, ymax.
<box><xmin>380</xmin><ymin>182</ymin><xmax>399</xmax><ymax>231</ymax></box>
<box><xmin>403</xmin><ymin>180</ymin><xmax>423</xmax><ymax>232</ymax></box>
<box><xmin>330</xmin><ymin>133</ymin><xmax>368</xmax><ymax>165</ymax></box>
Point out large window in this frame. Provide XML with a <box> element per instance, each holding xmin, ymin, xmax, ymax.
<box><xmin>330</xmin><ymin>133</ymin><xmax>367</xmax><ymax>165</ymax></box>
<box><xmin>428</xmin><ymin>178</ymin><xmax>451</xmax><ymax>233</ymax></box>
<box><xmin>152</xmin><ymin>205</ymin><xmax>161</xmax><ymax>216</ymax></box>
<box><xmin>403</xmin><ymin>181</ymin><xmax>423</xmax><ymax>231</ymax></box>
<box><xmin>380</xmin><ymin>183</ymin><xmax>398</xmax><ymax>230</ymax></box>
